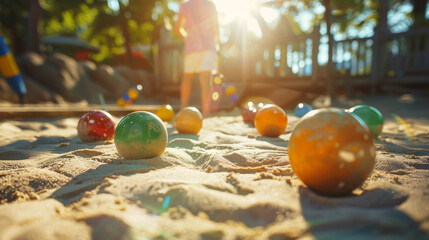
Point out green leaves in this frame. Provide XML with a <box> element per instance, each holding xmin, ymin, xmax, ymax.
<box><xmin>39</xmin><ymin>0</ymin><xmax>181</xmax><ymax>61</ymax></box>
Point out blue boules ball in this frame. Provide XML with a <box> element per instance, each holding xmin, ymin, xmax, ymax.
<box><xmin>295</xmin><ymin>103</ymin><xmax>313</xmax><ymax>118</ymax></box>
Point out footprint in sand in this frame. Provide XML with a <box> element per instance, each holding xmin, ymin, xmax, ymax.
<box><xmin>70</xmin><ymin>149</ymin><xmax>104</xmax><ymax>158</ymax></box>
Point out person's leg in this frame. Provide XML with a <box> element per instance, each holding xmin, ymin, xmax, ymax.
<box><xmin>198</xmin><ymin>70</ymin><xmax>211</xmax><ymax>117</ymax></box>
<box><xmin>181</xmin><ymin>72</ymin><xmax>195</xmax><ymax>109</ymax></box>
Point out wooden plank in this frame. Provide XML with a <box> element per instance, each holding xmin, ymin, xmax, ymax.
<box><xmin>0</xmin><ymin>104</ymin><xmax>178</xmax><ymax>120</ymax></box>
<box><xmin>382</xmin><ymin>27</ymin><xmax>429</xmax><ymax>40</ymax></box>
<box><xmin>311</xmin><ymin>35</ymin><xmax>319</xmax><ymax>82</ymax></box>
<box><xmin>425</xmin><ymin>51</ymin><xmax>429</xmax><ymax>67</ymax></box>
<box><xmin>279</xmin><ymin>45</ymin><xmax>287</xmax><ymax>77</ymax></box>
<box><xmin>384</xmin><ymin>75</ymin><xmax>429</xmax><ymax>84</ymax></box>
<box><xmin>299</xmin><ymin>41</ymin><xmax>305</xmax><ymax>76</ymax></box>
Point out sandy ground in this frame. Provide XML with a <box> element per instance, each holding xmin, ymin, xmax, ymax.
<box><xmin>0</xmin><ymin>94</ymin><xmax>428</xmax><ymax>240</ymax></box>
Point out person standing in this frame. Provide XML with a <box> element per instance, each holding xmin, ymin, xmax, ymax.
<box><xmin>174</xmin><ymin>0</ymin><xmax>220</xmax><ymax>117</ymax></box>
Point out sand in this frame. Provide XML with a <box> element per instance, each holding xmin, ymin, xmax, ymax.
<box><xmin>0</xmin><ymin>94</ymin><xmax>428</xmax><ymax>240</ymax></box>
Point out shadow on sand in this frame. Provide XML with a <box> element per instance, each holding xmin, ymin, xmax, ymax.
<box><xmin>299</xmin><ymin>186</ymin><xmax>429</xmax><ymax>239</ymax></box>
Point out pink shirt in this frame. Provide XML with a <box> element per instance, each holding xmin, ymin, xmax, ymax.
<box><xmin>178</xmin><ymin>0</ymin><xmax>218</xmax><ymax>54</ymax></box>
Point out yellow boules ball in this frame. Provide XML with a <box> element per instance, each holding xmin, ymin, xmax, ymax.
<box><xmin>174</xmin><ymin>107</ymin><xmax>203</xmax><ymax>134</ymax></box>
<box><xmin>156</xmin><ymin>104</ymin><xmax>175</xmax><ymax>122</ymax></box>
<box><xmin>212</xmin><ymin>91</ymin><xmax>220</xmax><ymax>101</ymax></box>
<box><xmin>128</xmin><ymin>88</ymin><xmax>139</xmax><ymax>100</ymax></box>
<box><xmin>225</xmin><ymin>85</ymin><xmax>237</xmax><ymax>96</ymax></box>
<box><xmin>117</xmin><ymin>98</ymin><xmax>131</xmax><ymax>106</ymax></box>
<box><xmin>214</xmin><ymin>76</ymin><xmax>222</xmax><ymax>85</ymax></box>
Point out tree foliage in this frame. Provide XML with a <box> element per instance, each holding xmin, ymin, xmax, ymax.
<box><xmin>0</xmin><ymin>0</ymin><xmax>33</xmax><ymax>54</ymax></box>
<box><xmin>265</xmin><ymin>0</ymin><xmax>426</xmax><ymax>36</ymax></box>
<box><xmin>0</xmin><ymin>0</ymin><xmax>426</xmax><ymax>61</ymax></box>
<box><xmin>1</xmin><ymin>0</ymin><xmax>180</xmax><ymax>61</ymax></box>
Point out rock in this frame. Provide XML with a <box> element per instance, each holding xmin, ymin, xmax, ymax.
<box><xmin>18</xmin><ymin>52</ymin><xmax>109</xmax><ymax>104</ymax></box>
<box><xmin>19</xmin><ymin>52</ymin><xmax>81</xmax><ymax>102</ymax></box>
<box><xmin>0</xmin><ymin>74</ymin><xmax>66</xmax><ymax>104</ymax></box>
<box><xmin>47</xmin><ymin>53</ymin><xmax>83</xmax><ymax>81</ymax></box>
<box><xmin>115</xmin><ymin>67</ymin><xmax>155</xmax><ymax>96</ymax></box>
<box><xmin>79</xmin><ymin>60</ymin><xmax>97</xmax><ymax>72</ymax></box>
<box><xmin>88</xmin><ymin>64</ymin><xmax>130</xmax><ymax>99</ymax></box>
<box><xmin>71</xmin><ymin>73</ymin><xmax>110</xmax><ymax>104</ymax></box>
<box><xmin>0</xmin><ymin>77</ymin><xmax>19</xmax><ymax>103</ymax></box>
<box><xmin>115</xmin><ymin>66</ymin><xmax>142</xmax><ymax>86</ymax></box>
<box><xmin>22</xmin><ymin>74</ymin><xmax>66</xmax><ymax>104</ymax></box>
<box><xmin>47</xmin><ymin>54</ymin><xmax>110</xmax><ymax>104</ymax></box>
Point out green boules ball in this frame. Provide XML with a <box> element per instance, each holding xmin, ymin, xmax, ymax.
<box><xmin>114</xmin><ymin>111</ymin><xmax>167</xmax><ymax>159</ymax></box>
<box><xmin>348</xmin><ymin>105</ymin><xmax>383</xmax><ymax>138</ymax></box>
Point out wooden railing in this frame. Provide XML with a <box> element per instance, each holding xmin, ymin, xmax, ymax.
<box><xmin>380</xmin><ymin>28</ymin><xmax>429</xmax><ymax>84</ymax></box>
<box><xmin>333</xmin><ymin>37</ymin><xmax>373</xmax><ymax>78</ymax></box>
<box><xmin>246</xmin><ymin>26</ymin><xmax>321</xmax><ymax>89</ymax></box>
<box><xmin>154</xmin><ymin>26</ymin><xmax>429</xmax><ymax>97</ymax></box>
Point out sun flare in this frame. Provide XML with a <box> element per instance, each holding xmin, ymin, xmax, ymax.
<box><xmin>213</xmin><ymin>0</ymin><xmax>266</xmax><ymax>38</ymax></box>
<box><xmin>214</xmin><ymin>0</ymin><xmax>261</xmax><ymax>22</ymax></box>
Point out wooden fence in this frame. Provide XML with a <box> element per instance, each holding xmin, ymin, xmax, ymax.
<box><xmin>154</xmin><ymin>25</ymin><xmax>429</xmax><ymax>97</ymax></box>
<box><xmin>250</xmin><ymin>26</ymin><xmax>321</xmax><ymax>89</ymax></box>
<box><xmin>379</xmin><ymin>28</ymin><xmax>429</xmax><ymax>87</ymax></box>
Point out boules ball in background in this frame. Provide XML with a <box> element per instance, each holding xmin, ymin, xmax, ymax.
<box><xmin>241</xmin><ymin>101</ymin><xmax>259</xmax><ymax>125</ymax></box>
<box><xmin>294</xmin><ymin>103</ymin><xmax>313</xmax><ymax>118</ymax></box>
<box><xmin>254</xmin><ymin>104</ymin><xmax>288</xmax><ymax>137</ymax></box>
<box><xmin>288</xmin><ymin>108</ymin><xmax>376</xmax><ymax>196</ymax></box>
<box><xmin>156</xmin><ymin>104</ymin><xmax>175</xmax><ymax>122</ymax></box>
<box><xmin>225</xmin><ymin>84</ymin><xmax>237</xmax><ymax>97</ymax></box>
<box><xmin>114</xmin><ymin>111</ymin><xmax>167</xmax><ymax>159</ymax></box>
<box><xmin>77</xmin><ymin>110</ymin><xmax>116</xmax><ymax>142</ymax></box>
<box><xmin>174</xmin><ymin>107</ymin><xmax>203</xmax><ymax>134</ymax></box>
<box><xmin>348</xmin><ymin>104</ymin><xmax>383</xmax><ymax>138</ymax></box>
<box><xmin>240</xmin><ymin>97</ymin><xmax>275</xmax><ymax>125</ymax></box>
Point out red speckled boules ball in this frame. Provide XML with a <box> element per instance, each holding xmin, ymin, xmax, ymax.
<box><xmin>77</xmin><ymin>110</ymin><xmax>116</xmax><ymax>142</ymax></box>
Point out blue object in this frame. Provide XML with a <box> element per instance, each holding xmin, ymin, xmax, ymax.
<box><xmin>295</xmin><ymin>103</ymin><xmax>312</xmax><ymax>117</ymax></box>
<box><xmin>122</xmin><ymin>93</ymin><xmax>131</xmax><ymax>101</ymax></box>
<box><xmin>5</xmin><ymin>74</ymin><xmax>26</xmax><ymax>97</ymax></box>
<box><xmin>0</xmin><ymin>30</ymin><xmax>27</xmax><ymax>98</ymax></box>
<box><xmin>162</xmin><ymin>195</ymin><xmax>171</xmax><ymax>212</ymax></box>
<box><xmin>230</xmin><ymin>93</ymin><xmax>238</xmax><ymax>101</ymax></box>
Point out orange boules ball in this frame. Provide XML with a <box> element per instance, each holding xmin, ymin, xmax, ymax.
<box><xmin>156</xmin><ymin>104</ymin><xmax>175</xmax><ymax>122</ymax></box>
<box><xmin>127</xmin><ymin>88</ymin><xmax>139</xmax><ymax>100</ymax></box>
<box><xmin>225</xmin><ymin>85</ymin><xmax>237</xmax><ymax>96</ymax></box>
<box><xmin>288</xmin><ymin>108</ymin><xmax>376</xmax><ymax>196</ymax></box>
<box><xmin>254</xmin><ymin>104</ymin><xmax>288</xmax><ymax>137</ymax></box>
<box><xmin>174</xmin><ymin>107</ymin><xmax>203</xmax><ymax>134</ymax></box>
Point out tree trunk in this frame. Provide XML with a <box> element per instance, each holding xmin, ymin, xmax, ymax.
<box><xmin>119</xmin><ymin>3</ymin><xmax>132</xmax><ymax>62</ymax></box>
<box><xmin>411</xmin><ymin>0</ymin><xmax>427</xmax><ymax>17</ymax></box>
<box><xmin>9</xmin><ymin>11</ymin><xmax>26</xmax><ymax>55</ymax></box>
<box><xmin>370</xmin><ymin>0</ymin><xmax>389</xmax><ymax>95</ymax></box>
<box><xmin>411</xmin><ymin>0</ymin><xmax>428</xmax><ymax>28</ymax></box>
<box><xmin>323</xmin><ymin>0</ymin><xmax>335</xmax><ymax>98</ymax></box>
<box><xmin>28</xmin><ymin>0</ymin><xmax>41</xmax><ymax>53</ymax></box>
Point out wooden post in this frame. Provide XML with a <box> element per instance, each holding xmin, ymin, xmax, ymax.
<box><xmin>323</xmin><ymin>0</ymin><xmax>335</xmax><ymax>99</ymax></box>
<box><xmin>370</xmin><ymin>0</ymin><xmax>389</xmax><ymax>94</ymax></box>
<box><xmin>279</xmin><ymin>45</ymin><xmax>287</xmax><ymax>77</ymax></box>
<box><xmin>28</xmin><ymin>0</ymin><xmax>41</xmax><ymax>53</ymax></box>
<box><xmin>118</xmin><ymin>3</ymin><xmax>132</xmax><ymax>63</ymax></box>
<box><xmin>311</xmin><ymin>26</ymin><xmax>320</xmax><ymax>84</ymax></box>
